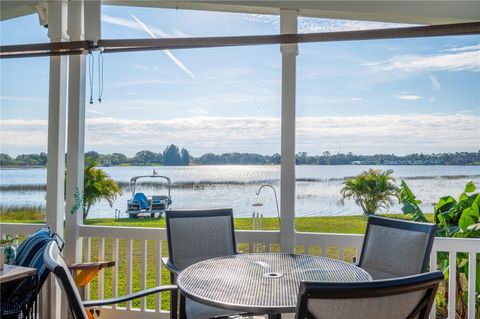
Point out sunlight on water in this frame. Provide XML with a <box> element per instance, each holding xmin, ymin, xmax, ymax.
<box><xmin>1</xmin><ymin>165</ymin><xmax>478</xmax><ymax>218</ymax></box>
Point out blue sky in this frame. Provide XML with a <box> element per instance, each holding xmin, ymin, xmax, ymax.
<box><xmin>1</xmin><ymin>6</ymin><xmax>479</xmax><ymax>156</ymax></box>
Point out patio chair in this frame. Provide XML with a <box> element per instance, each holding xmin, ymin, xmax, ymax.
<box><xmin>295</xmin><ymin>270</ymin><xmax>444</xmax><ymax>319</ymax></box>
<box><xmin>44</xmin><ymin>241</ymin><xmax>177</xmax><ymax>319</ymax></box>
<box><xmin>15</xmin><ymin>226</ymin><xmax>64</xmax><ymax>289</ymax></box>
<box><xmin>357</xmin><ymin>216</ymin><xmax>436</xmax><ymax>279</ymax></box>
<box><xmin>164</xmin><ymin>209</ymin><xmax>238</xmax><ymax>319</ymax></box>
<box><xmin>1</xmin><ymin>227</ymin><xmax>64</xmax><ymax>319</ymax></box>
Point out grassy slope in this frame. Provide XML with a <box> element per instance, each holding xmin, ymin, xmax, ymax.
<box><xmin>83</xmin><ymin>213</ymin><xmax>433</xmax><ymax>232</ymax></box>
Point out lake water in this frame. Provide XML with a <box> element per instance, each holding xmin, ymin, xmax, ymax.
<box><xmin>0</xmin><ymin>165</ymin><xmax>478</xmax><ymax>218</ymax></box>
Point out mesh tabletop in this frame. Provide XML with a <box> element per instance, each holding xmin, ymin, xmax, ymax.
<box><xmin>177</xmin><ymin>253</ymin><xmax>372</xmax><ymax>314</ymax></box>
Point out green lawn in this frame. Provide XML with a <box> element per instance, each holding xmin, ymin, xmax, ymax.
<box><xmin>83</xmin><ymin>213</ymin><xmax>433</xmax><ymax>232</ymax></box>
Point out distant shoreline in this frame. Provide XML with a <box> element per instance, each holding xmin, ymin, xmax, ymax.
<box><xmin>2</xmin><ymin>149</ymin><xmax>478</xmax><ymax>167</ymax></box>
<box><xmin>1</xmin><ymin>163</ymin><xmax>479</xmax><ymax>169</ymax></box>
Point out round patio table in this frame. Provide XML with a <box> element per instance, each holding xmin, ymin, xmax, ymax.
<box><xmin>177</xmin><ymin>253</ymin><xmax>372</xmax><ymax>318</ymax></box>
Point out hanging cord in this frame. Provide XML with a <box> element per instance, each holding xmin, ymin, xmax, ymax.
<box><xmin>88</xmin><ymin>51</ymin><xmax>95</xmax><ymax>104</ymax></box>
<box><xmin>98</xmin><ymin>51</ymin><xmax>104</xmax><ymax>103</ymax></box>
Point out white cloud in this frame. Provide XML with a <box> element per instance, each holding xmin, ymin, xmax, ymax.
<box><xmin>298</xmin><ymin>18</ymin><xmax>412</xmax><ymax>33</ymax></box>
<box><xmin>129</xmin><ymin>13</ymin><xmax>195</xmax><ymax>78</ymax></box>
<box><xmin>0</xmin><ymin>119</ymin><xmax>48</xmax><ymax>147</ymax></box>
<box><xmin>171</xmin><ymin>29</ymin><xmax>191</xmax><ymax>38</ymax></box>
<box><xmin>428</xmin><ymin>97</ymin><xmax>435</xmax><ymax>103</ymax></box>
<box><xmin>241</xmin><ymin>14</ymin><xmax>278</xmax><ymax>26</ymax></box>
<box><xmin>365</xmin><ymin>50</ymin><xmax>480</xmax><ymax>73</ymax></box>
<box><xmin>444</xmin><ymin>44</ymin><xmax>480</xmax><ymax>52</ymax></box>
<box><xmin>241</xmin><ymin>14</ymin><xmax>411</xmax><ymax>33</ymax></box>
<box><xmin>109</xmin><ymin>79</ymin><xmax>184</xmax><ymax>87</ymax></box>
<box><xmin>102</xmin><ymin>14</ymin><xmax>194</xmax><ymax>78</ymax></box>
<box><xmin>0</xmin><ymin>96</ymin><xmax>45</xmax><ymax>103</ymax></box>
<box><xmin>186</xmin><ymin>108</ymin><xmax>208</xmax><ymax>115</ymax></box>
<box><xmin>396</xmin><ymin>95</ymin><xmax>423</xmax><ymax>100</ymax></box>
<box><xmin>350</xmin><ymin>97</ymin><xmax>364</xmax><ymax>101</ymax></box>
<box><xmin>429</xmin><ymin>75</ymin><xmax>440</xmax><ymax>91</ymax></box>
<box><xmin>2</xmin><ymin>114</ymin><xmax>478</xmax><ymax>155</ymax></box>
<box><xmin>87</xmin><ymin>109</ymin><xmax>106</xmax><ymax>115</ymax></box>
<box><xmin>134</xmin><ymin>64</ymin><xmax>148</xmax><ymax>70</ymax></box>
<box><xmin>102</xmin><ymin>14</ymin><xmax>170</xmax><ymax>37</ymax></box>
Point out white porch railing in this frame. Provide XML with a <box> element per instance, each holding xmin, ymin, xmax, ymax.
<box><xmin>1</xmin><ymin>223</ymin><xmax>478</xmax><ymax>319</ymax></box>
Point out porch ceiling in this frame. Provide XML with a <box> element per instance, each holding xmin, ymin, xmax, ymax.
<box><xmin>1</xmin><ymin>0</ymin><xmax>479</xmax><ymax>24</ymax></box>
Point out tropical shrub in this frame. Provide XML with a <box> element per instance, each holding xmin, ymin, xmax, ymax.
<box><xmin>82</xmin><ymin>158</ymin><xmax>122</xmax><ymax>219</ymax></box>
<box><xmin>340</xmin><ymin>169</ymin><xmax>398</xmax><ymax>215</ymax></box>
<box><xmin>399</xmin><ymin>181</ymin><xmax>480</xmax><ymax>318</ymax></box>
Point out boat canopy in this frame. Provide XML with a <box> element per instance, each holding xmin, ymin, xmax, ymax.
<box><xmin>129</xmin><ymin>175</ymin><xmax>171</xmax><ymax>197</ymax></box>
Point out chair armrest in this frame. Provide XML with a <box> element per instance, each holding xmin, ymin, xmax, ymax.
<box><xmin>83</xmin><ymin>285</ymin><xmax>177</xmax><ymax>307</ymax></box>
<box><xmin>68</xmin><ymin>261</ymin><xmax>115</xmax><ymax>271</ymax></box>
<box><xmin>161</xmin><ymin>257</ymin><xmax>181</xmax><ymax>275</ymax></box>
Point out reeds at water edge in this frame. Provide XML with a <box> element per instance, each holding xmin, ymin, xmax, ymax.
<box><xmin>0</xmin><ymin>204</ymin><xmax>46</xmax><ymax>221</ymax></box>
<box><xmin>0</xmin><ymin>174</ymin><xmax>478</xmax><ymax>192</ymax></box>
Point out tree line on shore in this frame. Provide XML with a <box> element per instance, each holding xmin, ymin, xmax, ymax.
<box><xmin>0</xmin><ymin>146</ymin><xmax>478</xmax><ymax>167</ymax></box>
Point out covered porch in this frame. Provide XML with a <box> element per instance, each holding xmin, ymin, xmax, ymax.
<box><xmin>0</xmin><ymin>1</ymin><xmax>479</xmax><ymax>318</ymax></box>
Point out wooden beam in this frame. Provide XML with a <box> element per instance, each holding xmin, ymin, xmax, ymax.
<box><xmin>99</xmin><ymin>21</ymin><xmax>480</xmax><ymax>53</ymax></box>
<box><xmin>0</xmin><ymin>41</ymin><xmax>90</xmax><ymax>58</ymax></box>
<box><xmin>1</xmin><ymin>22</ymin><xmax>479</xmax><ymax>58</ymax></box>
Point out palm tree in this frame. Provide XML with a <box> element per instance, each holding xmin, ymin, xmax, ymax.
<box><xmin>83</xmin><ymin>158</ymin><xmax>122</xmax><ymax>219</ymax></box>
<box><xmin>340</xmin><ymin>169</ymin><xmax>398</xmax><ymax>215</ymax></box>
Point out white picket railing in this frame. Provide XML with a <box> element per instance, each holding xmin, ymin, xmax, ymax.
<box><xmin>1</xmin><ymin>223</ymin><xmax>478</xmax><ymax>319</ymax></box>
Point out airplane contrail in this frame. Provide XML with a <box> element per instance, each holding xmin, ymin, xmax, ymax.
<box><xmin>130</xmin><ymin>13</ymin><xmax>195</xmax><ymax>78</ymax></box>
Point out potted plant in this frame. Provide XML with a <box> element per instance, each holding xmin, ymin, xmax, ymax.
<box><xmin>0</xmin><ymin>235</ymin><xmax>19</xmax><ymax>266</ymax></box>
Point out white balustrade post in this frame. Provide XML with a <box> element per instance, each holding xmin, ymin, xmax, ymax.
<box><xmin>279</xmin><ymin>9</ymin><xmax>298</xmax><ymax>253</ymax></box>
<box><xmin>45</xmin><ymin>1</ymin><xmax>68</xmax><ymax>318</ymax></box>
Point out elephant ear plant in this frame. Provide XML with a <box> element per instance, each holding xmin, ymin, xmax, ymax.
<box><xmin>399</xmin><ymin>180</ymin><xmax>480</xmax><ymax>318</ymax></box>
<box><xmin>434</xmin><ymin>181</ymin><xmax>480</xmax><ymax>238</ymax></box>
<box><xmin>398</xmin><ymin>180</ymin><xmax>429</xmax><ymax>222</ymax></box>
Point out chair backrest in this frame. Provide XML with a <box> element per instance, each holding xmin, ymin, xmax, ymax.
<box><xmin>295</xmin><ymin>271</ymin><xmax>444</xmax><ymax>319</ymax></box>
<box><xmin>166</xmin><ymin>209</ymin><xmax>237</xmax><ymax>270</ymax></box>
<box><xmin>15</xmin><ymin>226</ymin><xmax>64</xmax><ymax>290</ymax></box>
<box><xmin>44</xmin><ymin>241</ymin><xmax>88</xmax><ymax>319</ymax></box>
<box><xmin>358</xmin><ymin>216</ymin><xmax>436</xmax><ymax>279</ymax></box>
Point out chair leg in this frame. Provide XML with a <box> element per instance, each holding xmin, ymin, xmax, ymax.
<box><xmin>170</xmin><ymin>273</ymin><xmax>178</xmax><ymax>319</ymax></box>
<box><xmin>179</xmin><ymin>293</ymin><xmax>187</xmax><ymax>319</ymax></box>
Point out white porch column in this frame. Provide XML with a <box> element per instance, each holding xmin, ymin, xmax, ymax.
<box><xmin>45</xmin><ymin>1</ymin><xmax>68</xmax><ymax>318</ymax></box>
<box><xmin>84</xmin><ymin>0</ymin><xmax>101</xmax><ymax>42</ymax></box>
<box><xmin>279</xmin><ymin>9</ymin><xmax>298</xmax><ymax>253</ymax></box>
<box><xmin>65</xmin><ymin>0</ymin><xmax>85</xmax><ymax>267</ymax></box>
<box><xmin>64</xmin><ymin>0</ymin><xmax>100</xmax><ymax>266</ymax></box>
